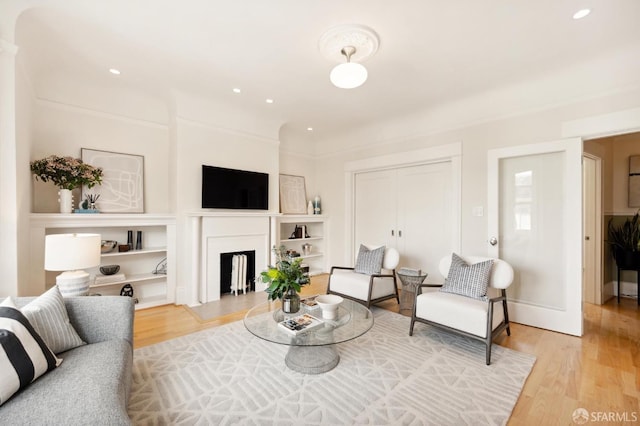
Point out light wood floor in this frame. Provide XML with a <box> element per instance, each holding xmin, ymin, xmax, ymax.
<box><xmin>134</xmin><ymin>275</ymin><xmax>640</xmax><ymax>425</ymax></box>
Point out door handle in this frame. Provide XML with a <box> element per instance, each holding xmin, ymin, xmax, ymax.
<box><xmin>489</xmin><ymin>237</ymin><xmax>498</xmax><ymax>246</ymax></box>
<box><xmin>399</xmin><ymin>230</ymin><xmax>402</xmax><ymax>237</ymax></box>
<box><xmin>391</xmin><ymin>230</ymin><xmax>394</xmax><ymax>237</ymax></box>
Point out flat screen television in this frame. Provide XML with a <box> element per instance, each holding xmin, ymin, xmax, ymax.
<box><xmin>201</xmin><ymin>165</ymin><xmax>269</xmax><ymax>210</ymax></box>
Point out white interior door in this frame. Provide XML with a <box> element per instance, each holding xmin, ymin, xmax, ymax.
<box><xmin>355</xmin><ymin>162</ymin><xmax>455</xmax><ymax>281</ymax></box>
<box><xmin>488</xmin><ymin>138</ymin><xmax>583</xmax><ymax>336</ymax></box>
<box><xmin>354</xmin><ymin>169</ymin><xmax>397</xmax><ymax>253</ymax></box>
<box><xmin>396</xmin><ymin>162</ymin><xmax>453</xmax><ymax>283</ymax></box>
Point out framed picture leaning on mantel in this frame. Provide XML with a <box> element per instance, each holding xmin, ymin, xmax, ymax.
<box><xmin>81</xmin><ymin>148</ymin><xmax>145</xmax><ymax>213</ymax></box>
<box><xmin>279</xmin><ymin>174</ymin><xmax>307</xmax><ymax>214</ymax></box>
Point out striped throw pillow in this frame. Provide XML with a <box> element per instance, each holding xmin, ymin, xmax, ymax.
<box><xmin>440</xmin><ymin>253</ymin><xmax>494</xmax><ymax>300</ymax></box>
<box><xmin>354</xmin><ymin>245</ymin><xmax>386</xmax><ymax>275</ymax></box>
<box><xmin>19</xmin><ymin>286</ymin><xmax>85</xmax><ymax>354</ymax></box>
<box><xmin>0</xmin><ymin>304</ymin><xmax>61</xmax><ymax>406</ymax></box>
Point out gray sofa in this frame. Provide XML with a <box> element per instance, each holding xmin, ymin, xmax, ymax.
<box><xmin>0</xmin><ymin>296</ymin><xmax>134</xmax><ymax>425</ymax></box>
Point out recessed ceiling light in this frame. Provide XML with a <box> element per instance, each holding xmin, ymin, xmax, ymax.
<box><xmin>265</xmin><ymin>99</ymin><xmax>274</xmax><ymax>104</ymax></box>
<box><xmin>109</xmin><ymin>68</ymin><xmax>121</xmax><ymax>75</ymax></box>
<box><xmin>232</xmin><ymin>88</ymin><xmax>241</xmax><ymax>94</ymax></box>
<box><xmin>573</xmin><ymin>9</ymin><xmax>591</xmax><ymax>20</ymax></box>
<box><xmin>307</xmin><ymin>127</ymin><xmax>314</xmax><ymax>131</ymax></box>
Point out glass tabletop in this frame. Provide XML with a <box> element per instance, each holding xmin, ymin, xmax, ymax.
<box><xmin>243</xmin><ymin>297</ymin><xmax>374</xmax><ymax>347</ymax></box>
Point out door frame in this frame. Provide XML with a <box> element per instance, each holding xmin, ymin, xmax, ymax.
<box><xmin>582</xmin><ymin>153</ymin><xmax>603</xmax><ymax>305</ymax></box>
<box><xmin>344</xmin><ymin>142</ymin><xmax>462</xmax><ymax>265</ymax></box>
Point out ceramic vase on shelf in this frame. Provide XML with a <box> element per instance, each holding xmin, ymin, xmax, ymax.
<box><xmin>58</xmin><ymin>188</ymin><xmax>73</xmax><ymax>213</ymax></box>
<box><xmin>282</xmin><ymin>289</ymin><xmax>300</xmax><ymax>314</ymax></box>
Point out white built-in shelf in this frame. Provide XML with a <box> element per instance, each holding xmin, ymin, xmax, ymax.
<box><xmin>30</xmin><ymin>213</ymin><xmax>176</xmax><ymax>311</ymax></box>
<box><xmin>273</xmin><ymin>216</ymin><xmax>329</xmax><ymax>275</ymax></box>
<box><xmin>299</xmin><ymin>253</ymin><xmax>324</xmax><ymax>260</ymax></box>
<box><xmin>90</xmin><ymin>272</ymin><xmax>166</xmax><ymax>289</ymax></box>
<box><xmin>283</xmin><ymin>237</ymin><xmax>323</xmax><ymax>242</ymax></box>
<box><xmin>101</xmin><ymin>247</ymin><xmax>167</xmax><ymax>258</ymax></box>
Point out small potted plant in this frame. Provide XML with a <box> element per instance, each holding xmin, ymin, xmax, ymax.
<box><xmin>608</xmin><ymin>210</ymin><xmax>640</xmax><ymax>269</ymax></box>
<box><xmin>260</xmin><ymin>245</ymin><xmax>310</xmax><ymax>313</ymax></box>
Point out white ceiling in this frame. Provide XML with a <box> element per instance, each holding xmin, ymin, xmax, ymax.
<box><xmin>9</xmin><ymin>0</ymin><xmax>640</xmax><ymax>140</ymax></box>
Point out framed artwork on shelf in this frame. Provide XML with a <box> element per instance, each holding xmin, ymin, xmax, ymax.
<box><xmin>279</xmin><ymin>174</ymin><xmax>307</xmax><ymax>214</ymax></box>
<box><xmin>81</xmin><ymin>148</ymin><xmax>145</xmax><ymax>213</ymax></box>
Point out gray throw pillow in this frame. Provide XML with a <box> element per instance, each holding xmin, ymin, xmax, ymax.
<box><xmin>440</xmin><ymin>253</ymin><xmax>494</xmax><ymax>300</ymax></box>
<box><xmin>18</xmin><ymin>286</ymin><xmax>86</xmax><ymax>354</ymax></box>
<box><xmin>0</xmin><ymin>301</ymin><xmax>61</xmax><ymax>406</ymax></box>
<box><xmin>354</xmin><ymin>245</ymin><xmax>386</xmax><ymax>275</ymax></box>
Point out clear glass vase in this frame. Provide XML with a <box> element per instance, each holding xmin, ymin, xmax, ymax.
<box><xmin>282</xmin><ymin>288</ymin><xmax>300</xmax><ymax>314</ymax></box>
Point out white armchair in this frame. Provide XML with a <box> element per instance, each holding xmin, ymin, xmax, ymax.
<box><xmin>410</xmin><ymin>254</ymin><xmax>514</xmax><ymax>365</ymax></box>
<box><xmin>327</xmin><ymin>245</ymin><xmax>400</xmax><ymax>307</ymax></box>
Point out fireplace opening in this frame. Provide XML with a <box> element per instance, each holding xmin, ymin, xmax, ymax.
<box><xmin>220</xmin><ymin>250</ymin><xmax>256</xmax><ymax>294</ymax></box>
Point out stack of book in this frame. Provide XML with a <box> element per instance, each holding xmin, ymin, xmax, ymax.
<box><xmin>398</xmin><ymin>267</ymin><xmax>422</xmax><ymax>276</ymax></box>
<box><xmin>300</xmin><ymin>296</ymin><xmax>320</xmax><ymax>312</ymax></box>
<box><xmin>278</xmin><ymin>314</ymin><xmax>324</xmax><ymax>335</ymax></box>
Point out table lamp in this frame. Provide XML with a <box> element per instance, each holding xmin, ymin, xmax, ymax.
<box><xmin>44</xmin><ymin>233</ymin><xmax>101</xmax><ymax>297</ymax></box>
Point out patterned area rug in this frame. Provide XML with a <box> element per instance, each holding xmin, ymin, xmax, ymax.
<box><xmin>129</xmin><ymin>309</ymin><xmax>535</xmax><ymax>425</ymax></box>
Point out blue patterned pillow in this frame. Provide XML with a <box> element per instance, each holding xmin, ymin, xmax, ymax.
<box><xmin>354</xmin><ymin>245</ymin><xmax>385</xmax><ymax>275</ymax></box>
<box><xmin>440</xmin><ymin>253</ymin><xmax>493</xmax><ymax>300</ymax></box>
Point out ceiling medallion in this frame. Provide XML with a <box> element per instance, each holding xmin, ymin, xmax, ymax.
<box><xmin>318</xmin><ymin>24</ymin><xmax>380</xmax><ymax>89</ymax></box>
<box><xmin>318</xmin><ymin>24</ymin><xmax>380</xmax><ymax>63</ymax></box>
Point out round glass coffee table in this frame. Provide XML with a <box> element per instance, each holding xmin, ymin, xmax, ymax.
<box><xmin>244</xmin><ymin>298</ymin><xmax>373</xmax><ymax>374</ymax></box>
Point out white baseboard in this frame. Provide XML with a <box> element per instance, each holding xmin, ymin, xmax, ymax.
<box><xmin>610</xmin><ymin>279</ymin><xmax>639</xmax><ymax>297</ymax></box>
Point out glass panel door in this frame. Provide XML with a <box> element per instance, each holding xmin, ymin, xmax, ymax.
<box><xmin>488</xmin><ymin>139</ymin><xmax>583</xmax><ymax>336</ymax></box>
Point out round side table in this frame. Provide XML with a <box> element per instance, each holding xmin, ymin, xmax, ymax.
<box><xmin>397</xmin><ymin>272</ymin><xmax>428</xmax><ymax>311</ymax></box>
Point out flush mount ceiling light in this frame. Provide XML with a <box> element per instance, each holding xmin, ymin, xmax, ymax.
<box><xmin>330</xmin><ymin>46</ymin><xmax>368</xmax><ymax>89</ymax></box>
<box><xmin>319</xmin><ymin>24</ymin><xmax>379</xmax><ymax>89</ymax></box>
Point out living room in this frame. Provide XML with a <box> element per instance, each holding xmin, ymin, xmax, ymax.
<box><xmin>1</xmin><ymin>1</ymin><xmax>640</xmax><ymax>424</ymax></box>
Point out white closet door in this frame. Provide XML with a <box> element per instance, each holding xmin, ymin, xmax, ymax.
<box><xmin>354</xmin><ymin>169</ymin><xmax>397</xmax><ymax>258</ymax></box>
<box><xmin>397</xmin><ymin>162</ymin><xmax>453</xmax><ymax>283</ymax></box>
<box><xmin>354</xmin><ymin>162</ymin><xmax>454</xmax><ymax>281</ymax></box>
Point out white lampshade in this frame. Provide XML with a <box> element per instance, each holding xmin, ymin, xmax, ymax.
<box><xmin>45</xmin><ymin>233</ymin><xmax>101</xmax><ymax>271</ymax></box>
<box><xmin>330</xmin><ymin>62</ymin><xmax>368</xmax><ymax>89</ymax></box>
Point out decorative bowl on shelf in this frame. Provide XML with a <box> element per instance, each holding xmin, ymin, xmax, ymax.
<box><xmin>315</xmin><ymin>294</ymin><xmax>344</xmax><ymax>320</ymax></box>
<box><xmin>101</xmin><ymin>240</ymin><xmax>118</xmax><ymax>254</ymax></box>
<box><xmin>99</xmin><ymin>264</ymin><xmax>120</xmax><ymax>275</ymax></box>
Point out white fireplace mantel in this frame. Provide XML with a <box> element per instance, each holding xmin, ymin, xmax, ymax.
<box><xmin>188</xmin><ymin>212</ymin><xmax>279</xmax><ymax>304</ymax></box>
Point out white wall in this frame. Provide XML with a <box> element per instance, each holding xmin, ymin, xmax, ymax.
<box><xmin>16</xmin><ymin>55</ymin><xmax>35</xmax><ymax>296</ymax></box>
<box><xmin>316</xmin><ymin>88</ymin><xmax>640</xmax><ymax>268</ymax></box>
<box><xmin>170</xmin><ymin>92</ymin><xmax>282</xmax><ymax>305</ymax></box>
<box><xmin>30</xmin><ymin>101</ymin><xmax>171</xmax><ymax>213</ymax></box>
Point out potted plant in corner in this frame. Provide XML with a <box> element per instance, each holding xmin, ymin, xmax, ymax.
<box><xmin>608</xmin><ymin>209</ymin><xmax>640</xmax><ymax>269</ymax></box>
<box><xmin>260</xmin><ymin>245</ymin><xmax>310</xmax><ymax>314</ymax></box>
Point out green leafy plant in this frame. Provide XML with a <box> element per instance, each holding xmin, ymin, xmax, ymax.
<box><xmin>30</xmin><ymin>155</ymin><xmax>103</xmax><ymax>190</ymax></box>
<box><xmin>260</xmin><ymin>245</ymin><xmax>309</xmax><ymax>301</ymax></box>
<box><xmin>608</xmin><ymin>210</ymin><xmax>640</xmax><ymax>252</ymax></box>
